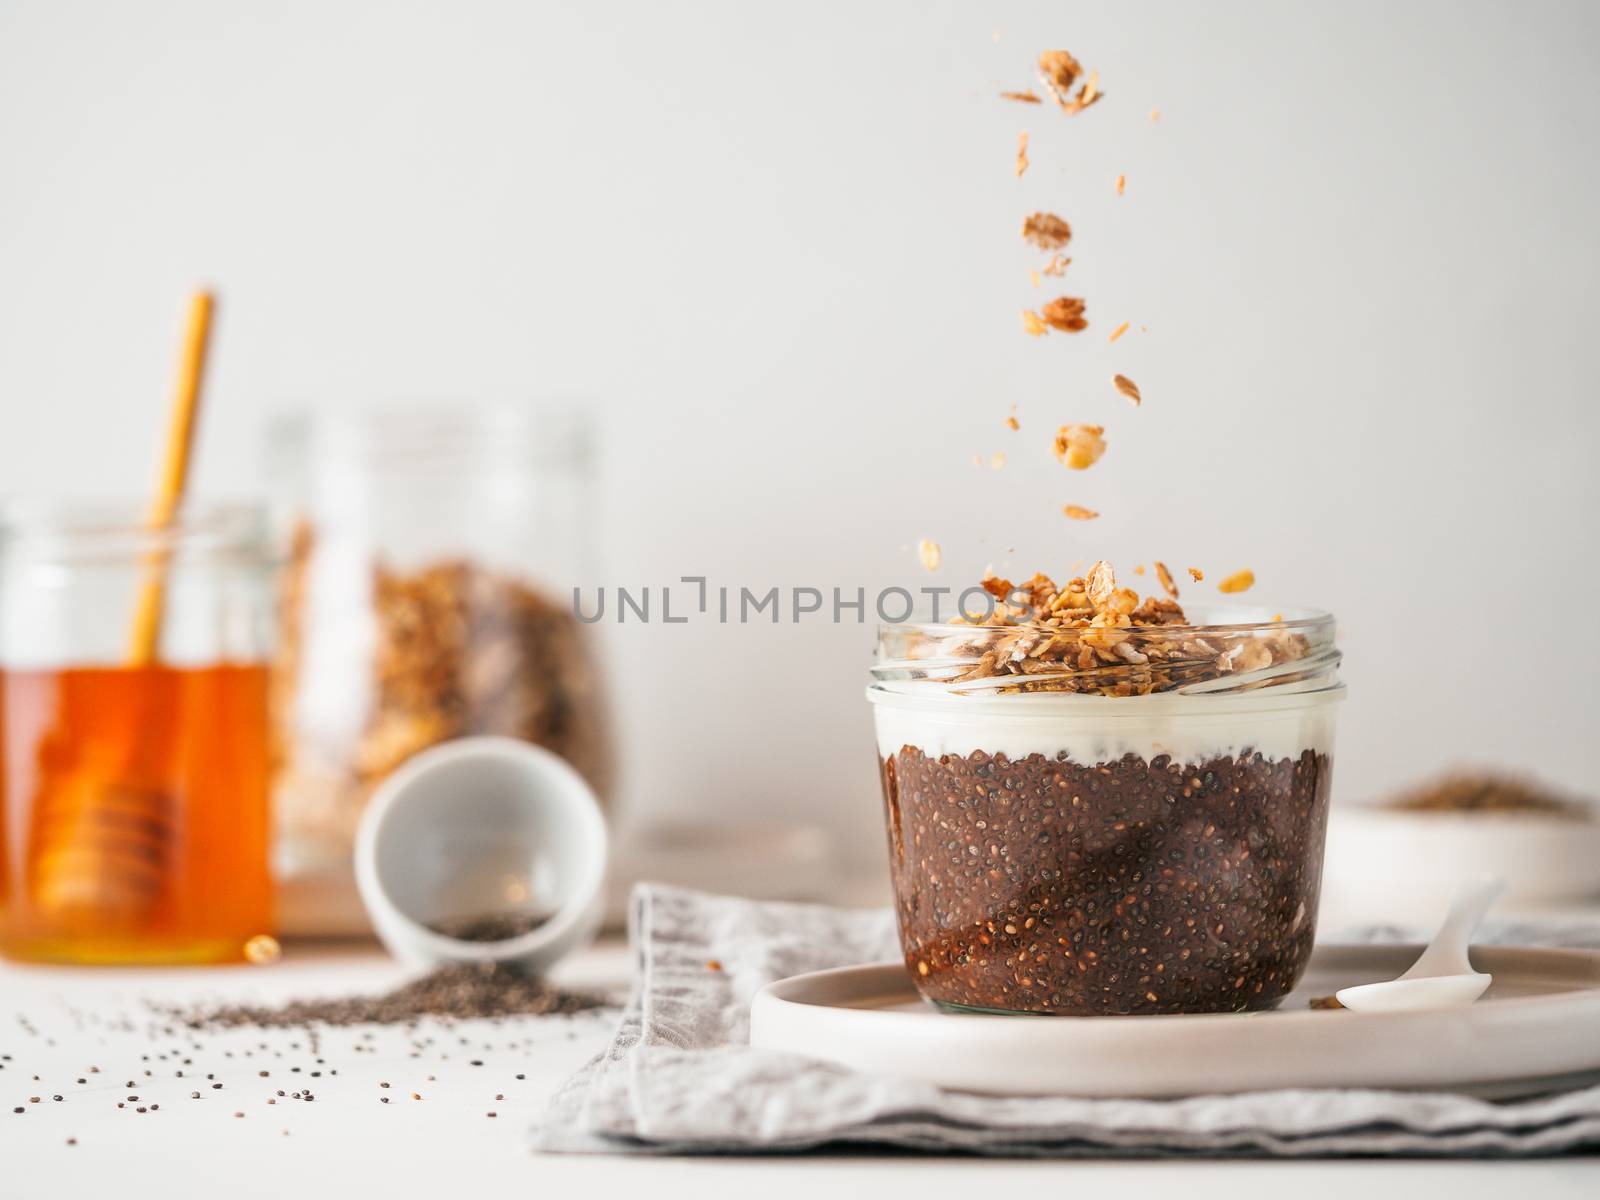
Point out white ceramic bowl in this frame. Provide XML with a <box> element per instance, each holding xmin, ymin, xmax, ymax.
<box><xmin>354</xmin><ymin>736</ymin><xmax>608</xmax><ymax>971</ymax></box>
<box><xmin>1321</xmin><ymin>805</ymin><xmax>1600</xmax><ymax>928</ymax></box>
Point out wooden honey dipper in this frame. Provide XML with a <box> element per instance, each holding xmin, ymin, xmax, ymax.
<box><xmin>29</xmin><ymin>291</ymin><xmax>215</xmax><ymax>924</ymax></box>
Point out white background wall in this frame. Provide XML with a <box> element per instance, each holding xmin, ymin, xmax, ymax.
<box><xmin>2</xmin><ymin>1</ymin><xmax>1596</xmax><ymax>875</ymax></box>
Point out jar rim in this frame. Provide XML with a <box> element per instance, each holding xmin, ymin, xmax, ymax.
<box><xmin>872</xmin><ymin>605</ymin><xmax>1340</xmax><ymax>701</ymax></box>
<box><xmin>0</xmin><ymin>500</ymin><xmax>270</xmax><ymax>564</ymax></box>
<box><xmin>878</xmin><ymin>604</ymin><xmax>1333</xmax><ymax>639</ymax></box>
<box><xmin>265</xmin><ymin>403</ymin><xmax>594</xmax><ymax>469</ymax></box>
<box><xmin>867</xmin><ymin>677</ymin><xmax>1347</xmax><ymax>714</ymax></box>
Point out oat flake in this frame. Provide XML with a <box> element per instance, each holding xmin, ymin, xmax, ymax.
<box><xmin>1218</xmin><ymin>569</ymin><xmax>1255</xmax><ymax>594</ymax></box>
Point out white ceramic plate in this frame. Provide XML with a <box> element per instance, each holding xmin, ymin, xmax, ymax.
<box><xmin>749</xmin><ymin>944</ymin><xmax>1600</xmax><ymax>1099</ymax></box>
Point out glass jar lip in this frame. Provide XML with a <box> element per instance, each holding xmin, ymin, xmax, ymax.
<box><xmin>872</xmin><ymin>604</ymin><xmax>1340</xmax><ymax>701</ymax></box>
<box><xmin>878</xmin><ymin>604</ymin><xmax>1334</xmax><ymax>640</ymax></box>
<box><xmin>867</xmin><ymin>677</ymin><xmax>1348</xmax><ymax>714</ymax></box>
<box><xmin>265</xmin><ymin>402</ymin><xmax>594</xmax><ymax>469</ymax></box>
<box><xmin>0</xmin><ymin>499</ymin><xmax>271</xmax><ymax>564</ymax></box>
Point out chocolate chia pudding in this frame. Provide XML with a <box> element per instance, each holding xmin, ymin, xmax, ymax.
<box><xmin>881</xmin><ymin>747</ymin><xmax>1332</xmax><ymax>1015</ymax></box>
<box><xmin>870</xmin><ymin>561</ymin><xmax>1344</xmax><ymax>1016</ymax></box>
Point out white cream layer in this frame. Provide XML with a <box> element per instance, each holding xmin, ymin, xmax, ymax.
<box><xmin>870</xmin><ymin>687</ymin><xmax>1340</xmax><ymax>767</ymax></box>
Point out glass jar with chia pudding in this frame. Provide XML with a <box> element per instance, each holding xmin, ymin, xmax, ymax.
<box><xmin>869</xmin><ymin>567</ymin><xmax>1343</xmax><ymax>1016</ymax></box>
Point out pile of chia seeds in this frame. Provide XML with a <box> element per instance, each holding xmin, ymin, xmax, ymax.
<box><xmin>424</xmin><ymin>911</ymin><xmax>551</xmax><ymax>942</ymax></box>
<box><xmin>159</xmin><ymin>960</ymin><xmax>606</xmax><ymax>1030</ymax></box>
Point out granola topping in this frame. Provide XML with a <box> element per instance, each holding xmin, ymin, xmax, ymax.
<box><xmin>1112</xmin><ymin>374</ymin><xmax>1141</xmax><ymax>405</ymax></box>
<box><xmin>911</xmin><ymin>560</ymin><xmax>1315</xmax><ymax>698</ymax></box>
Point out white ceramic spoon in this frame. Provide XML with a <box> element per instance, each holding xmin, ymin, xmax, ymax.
<box><xmin>1335</xmin><ymin>877</ymin><xmax>1505</xmax><ymax>1013</ymax></box>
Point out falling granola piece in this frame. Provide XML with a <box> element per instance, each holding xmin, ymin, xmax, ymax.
<box><xmin>1036</xmin><ymin>51</ymin><xmax>1100</xmax><ymax>116</ymax></box>
<box><xmin>1041</xmin><ymin>254</ymin><xmax>1071</xmax><ymax>277</ymax></box>
<box><xmin>1000</xmin><ymin>90</ymin><xmax>1041</xmax><ymax>104</ymax></box>
<box><xmin>1188</xmin><ymin>567</ymin><xmax>1204</xmax><ymax>582</ymax></box>
<box><xmin>1039</xmin><ymin>296</ymin><xmax>1088</xmax><ymax>332</ymax></box>
<box><xmin>1028</xmin><ymin>269</ymin><xmax>1041</xmax><ymax>287</ymax></box>
<box><xmin>1005</xmin><ymin>415</ymin><xmax>1020</xmax><ymax>431</ymax></box>
<box><xmin>1153</xmin><ymin>561</ymin><xmax>1178</xmax><ymax>599</ymax></box>
<box><xmin>1053</xmin><ymin>423</ymin><xmax>1106</xmax><ymax>470</ymax></box>
<box><xmin>1134</xmin><ymin>564</ymin><xmax>1146</xmax><ymax>575</ymax></box>
<box><xmin>1218</xmin><ymin>569</ymin><xmax>1255</xmax><ymax>594</ymax></box>
<box><xmin>1021</xmin><ymin>309</ymin><xmax>1047</xmax><ymax>337</ymax></box>
<box><xmin>1015</xmin><ymin>131</ymin><xmax>1029</xmax><ymax>177</ymax></box>
<box><xmin>1076</xmin><ymin>71</ymin><xmax>1101</xmax><ymax>108</ymax></box>
<box><xmin>1107</xmin><ymin>321</ymin><xmax>1130</xmax><ymax>343</ymax></box>
<box><xmin>1037</xmin><ymin>50</ymin><xmax>1083</xmax><ymax>98</ymax></box>
<box><xmin>990</xmin><ymin>452</ymin><xmax>1006</xmax><ymax>470</ymax></box>
<box><xmin>1062</xmin><ymin>505</ymin><xmax>1099</xmax><ymax>520</ymax></box>
<box><xmin>1022</xmin><ymin>212</ymin><xmax>1072</xmax><ymax>250</ymax></box>
<box><xmin>1150</xmin><ymin>106</ymin><xmax>1162</xmax><ymax>122</ymax></box>
<box><xmin>1115</xmin><ymin>173</ymin><xmax>1126</xmax><ymax>196</ymax></box>
<box><xmin>918</xmin><ymin>540</ymin><xmax>942</xmax><ymax>572</ymax></box>
<box><xmin>1037</xmin><ymin>51</ymin><xmax>1101</xmax><ymax>113</ymax></box>
<box><xmin>1113</xmin><ymin>374</ymin><xmax>1141</xmax><ymax>405</ymax></box>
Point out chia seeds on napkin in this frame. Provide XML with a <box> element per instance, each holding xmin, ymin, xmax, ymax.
<box><xmin>535</xmin><ymin>884</ymin><xmax>1600</xmax><ymax>1157</ymax></box>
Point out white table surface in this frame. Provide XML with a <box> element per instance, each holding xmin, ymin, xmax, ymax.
<box><xmin>2</xmin><ymin>937</ymin><xmax>1595</xmax><ymax>1198</ymax></box>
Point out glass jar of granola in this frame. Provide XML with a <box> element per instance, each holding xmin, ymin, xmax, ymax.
<box><xmin>869</xmin><ymin>563</ymin><xmax>1344</xmax><ymax>1016</ymax></box>
<box><xmin>267</xmin><ymin>409</ymin><xmax>613</xmax><ymax>923</ymax></box>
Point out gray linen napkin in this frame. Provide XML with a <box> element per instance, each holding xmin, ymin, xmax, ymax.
<box><xmin>535</xmin><ymin>884</ymin><xmax>1600</xmax><ymax>1157</ymax></box>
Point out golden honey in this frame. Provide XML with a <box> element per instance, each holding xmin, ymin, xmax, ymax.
<box><xmin>0</xmin><ymin>662</ymin><xmax>273</xmax><ymax>964</ymax></box>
